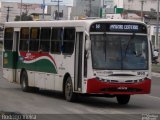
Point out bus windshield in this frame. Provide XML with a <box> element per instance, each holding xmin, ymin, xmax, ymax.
<box><xmin>91</xmin><ymin>34</ymin><xmax>148</xmax><ymax>70</ymax></box>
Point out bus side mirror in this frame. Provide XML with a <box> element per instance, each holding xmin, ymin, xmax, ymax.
<box><xmin>85</xmin><ymin>39</ymin><xmax>91</xmax><ymax>51</ymax></box>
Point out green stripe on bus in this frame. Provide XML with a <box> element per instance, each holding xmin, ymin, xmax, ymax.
<box><xmin>3</xmin><ymin>51</ymin><xmax>57</xmax><ymax>73</ymax></box>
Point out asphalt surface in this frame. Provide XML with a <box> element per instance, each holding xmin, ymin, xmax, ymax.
<box><xmin>0</xmin><ymin>55</ymin><xmax>160</xmax><ymax>120</ymax></box>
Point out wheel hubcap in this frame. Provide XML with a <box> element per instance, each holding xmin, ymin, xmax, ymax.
<box><xmin>65</xmin><ymin>81</ymin><xmax>72</xmax><ymax>98</ymax></box>
<box><xmin>22</xmin><ymin>77</ymin><xmax>26</xmax><ymax>89</ymax></box>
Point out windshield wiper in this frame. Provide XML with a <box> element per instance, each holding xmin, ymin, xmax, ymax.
<box><xmin>124</xmin><ymin>33</ymin><xmax>135</xmax><ymax>57</ymax></box>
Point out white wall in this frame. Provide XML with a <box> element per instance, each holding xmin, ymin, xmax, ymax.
<box><xmin>124</xmin><ymin>0</ymin><xmax>158</xmax><ymax>12</ymax></box>
<box><xmin>114</xmin><ymin>0</ymin><xmax>124</xmax><ymax>8</ymax></box>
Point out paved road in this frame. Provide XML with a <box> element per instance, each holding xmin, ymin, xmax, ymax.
<box><xmin>0</xmin><ymin>54</ymin><xmax>2</xmax><ymax>68</ymax></box>
<box><xmin>0</xmin><ymin>69</ymin><xmax>160</xmax><ymax>119</ymax></box>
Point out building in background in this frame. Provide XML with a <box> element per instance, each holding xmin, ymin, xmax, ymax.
<box><xmin>112</xmin><ymin>0</ymin><xmax>159</xmax><ymax>21</ymax></box>
<box><xmin>103</xmin><ymin>0</ymin><xmax>124</xmax><ymax>19</ymax></box>
<box><xmin>123</xmin><ymin>0</ymin><xmax>160</xmax><ymax>49</ymax></box>
<box><xmin>113</xmin><ymin>0</ymin><xmax>124</xmax><ymax>14</ymax></box>
<box><xmin>71</xmin><ymin>0</ymin><xmax>102</xmax><ymax>19</ymax></box>
<box><xmin>47</xmin><ymin>5</ymin><xmax>72</xmax><ymax>20</ymax></box>
<box><xmin>100</xmin><ymin>0</ymin><xmax>115</xmax><ymax>18</ymax></box>
<box><xmin>0</xmin><ymin>1</ymin><xmax>73</xmax><ymax>22</ymax></box>
<box><xmin>103</xmin><ymin>0</ymin><xmax>115</xmax><ymax>14</ymax></box>
<box><xmin>124</xmin><ymin>0</ymin><xmax>158</xmax><ymax>12</ymax></box>
<box><xmin>0</xmin><ymin>2</ymin><xmax>46</xmax><ymax>22</ymax></box>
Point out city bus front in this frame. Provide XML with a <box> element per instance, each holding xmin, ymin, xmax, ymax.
<box><xmin>85</xmin><ymin>21</ymin><xmax>151</xmax><ymax>104</ymax></box>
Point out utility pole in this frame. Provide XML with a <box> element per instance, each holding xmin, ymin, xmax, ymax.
<box><xmin>20</xmin><ymin>0</ymin><xmax>22</xmax><ymax>21</ymax></box>
<box><xmin>22</xmin><ymin>4</ymin><xmax>32</xmax><ymax>14</ymax></box>
<box><xmin>4</xmin><ymin>6</ymin><xmax>13</xmax><ymax>22</ymax></box>
<box><xmin>42</xmin><ymin>0</ymin><xmax>45</xmax><ymax>20</ymax></box>
<box><xmin>140</xmin><ymin>0</ymin><xmax>145</xmax><ymax>21</ymax></box>
<box><xmin>51</xmin><ymin>0</ymin><xmax>63</xmax><ymax>20</ymax></box>
<box><xmin>156</xmin><ymin>0</ymin><xmax>159</xmax><ymax>49</ymax></box>
<box><xmin>89</xmin><ymin>0</ymin><xmax>92</xmax><ymax>17</ymax></box>
<box><xmin>86</xmin><ymin>0</ymin><xmax>94</xmax><ymax>17</ymax></box>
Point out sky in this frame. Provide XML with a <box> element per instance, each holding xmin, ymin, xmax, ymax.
<box><xmin>0</xmin><ymin>0</ymin><xmax>73</xmax><ymax>6</ymax></box>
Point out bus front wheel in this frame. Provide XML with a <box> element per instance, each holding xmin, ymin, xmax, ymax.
<box><xmin>64</xmin><ymin>77</ymin><xmax>77</xmax><ymax>102</ymax></box>
<box><xmin>116</xmin><ymin>95</ymin><xmax>130</xmax><ymax>105</ymax></box>
<box><xmin>20</xmin><ymin>71</ymin><xmax>30</xmax><ymax>92</ymax></box>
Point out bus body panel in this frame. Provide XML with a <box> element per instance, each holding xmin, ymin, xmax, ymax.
<box><xmin>55</xmin><ymin>75</ymin><xmax>63</xmax><ymax>91</ymax></box>
<box><xmin>3</xmin><ymin>50</ymin><xmax>18</xmax><ymax>82</ymax></box>
<box><xmin>45</xmin><ymin>73</ymin><xmax>55</xmax><ymax>90</ymax></box>
<box><xmin>3</xmin><ymin>68</ymin><xmax>14</xmax><ymax>82</ymax></box>
<box><xmin>27</xmin><ymin>70</ymin><xmax>35</xmax><ymax>87</ymax></box>
<box><xmin>16</xmin><ymin>69</ymin><xmax>21</xmax><ymax>83</ymax></box>
<box><xmin>35</xmin><ymin>72</ymin><xmax>45</xmax><ymax>89</ymax></box>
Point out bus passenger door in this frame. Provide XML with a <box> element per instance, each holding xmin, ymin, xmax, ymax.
<box><xmin>74</xmin><ymin>31</ymin><xmax>84</xmax><ymax>92</ymax></box>
<box><xmin>13</xmin><ymin>29</ymin><xmax>20</xmax><ymax>82</ymax></box>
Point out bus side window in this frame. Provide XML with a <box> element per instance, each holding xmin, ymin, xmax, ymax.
<box><xmin>4</xmin><ymin>27</ymin><xmax>14</xmax><ymax>50</ymax></box>
<box><xmin>29</xmin><ymin>27</ymin><xmax>40</xmax><ymax>52</ymax></box>
<box><xmin>51</xmin><ymin>28</ymin><xmax>62</xmax><ymax>54</ymax></box>
<box><xmin>40</xmin><ymin>27</ymin><xmax>51</xmax><ymax>52</ymax></box>
<box><xmin>63</xmin><ymin>27</ymin><xmax>75</xmax><ymax>54</ymax></box>
<box><xmin>19</xmin><ymin>27</ymin><xmax>29</xmax><ymax>51</ymax></box>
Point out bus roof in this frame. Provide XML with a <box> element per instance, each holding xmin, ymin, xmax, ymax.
<box><xmin>4</xmin><ymin>19</ymin><xmax>147</xmax><ymax>32</ymax></box>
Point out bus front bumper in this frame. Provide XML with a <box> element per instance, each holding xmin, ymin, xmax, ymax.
<box><xmin>86</xmin><ymin>78</ymin><xmax>151</xmax><ymax>95</ymax></box>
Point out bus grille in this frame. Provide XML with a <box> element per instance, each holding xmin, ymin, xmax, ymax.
<box><xmin>100</xmin><ymin>87</ymin><xmax>142</xmax><ymax>92</ymax></box>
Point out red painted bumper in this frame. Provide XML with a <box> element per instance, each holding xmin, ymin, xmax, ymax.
<box><xmin>87</xmin><ymin>78</ymin><xmax>151</xmax><ymax>95</ymax></box>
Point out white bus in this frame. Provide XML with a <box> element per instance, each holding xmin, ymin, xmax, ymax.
<box><xmin>3</xmin><ymin>19</ymin><xmax>151</xmax><ymax>104</ymax></box>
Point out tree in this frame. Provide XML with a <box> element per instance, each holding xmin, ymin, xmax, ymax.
<box><xmin>14</xmin><ymin>12</ymin><xmax>33</xmax><ymax>21</ymax></box>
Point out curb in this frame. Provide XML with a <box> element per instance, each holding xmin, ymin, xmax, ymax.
<box><xmin>152</xmin><ymin>72</ymin><xmax>160</xmax><ymax>77</ymax></box>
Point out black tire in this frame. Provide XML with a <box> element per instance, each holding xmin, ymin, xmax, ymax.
<box><xmin>64</xmin><ymin>77</ymin><xmax>77</xmax><ymax>102</ymax></box>
<box><xmin>116</xmin><ymin>95</ymin><xmax>130</xmax><ymax>105</ymax></box>
<box><xmin>30</xmin><ymin>87</ymin><xmax>39</xmax><ymax>93</ymax></box>
<box><xmin>20</xmin><ymin>71</ymin><xmax>30</xmax><ymax>92</ymax></box>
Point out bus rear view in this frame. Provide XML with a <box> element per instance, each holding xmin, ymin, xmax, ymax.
<box><xmin>85</xmin><ymin>21</ymin><xmax>151</xmax><ymax>104</ymax></box>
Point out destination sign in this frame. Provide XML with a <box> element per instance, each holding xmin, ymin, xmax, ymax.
<box><xmin>90</xmin><ymin>22</ymin><xmax>147</xmax><ymax>33</ymax></box>
<box><xmin>109</xmin><ymin>24</ymin><xmax>138</xmax><ymax>31</ymax></box>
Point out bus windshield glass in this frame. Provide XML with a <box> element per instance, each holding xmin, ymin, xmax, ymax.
<box><xmin>91</xmin><ymin>34</ymin><xmax>148</xmax><ymax>70</ymax></box>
